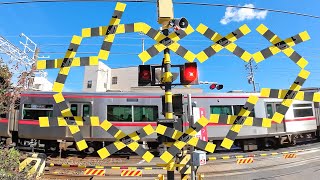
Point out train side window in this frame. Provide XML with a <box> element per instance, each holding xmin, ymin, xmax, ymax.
<box><xmin>293</xmin><ymin>103</ymin><xmax>313</xmax><ymax>118</ymax></box>
<box><xmin>71</xmin><ymin>104</ymin><xmax>78</xmax><ymax>116</ymax></box>
<box><xmin>107</xmin><ymin>105</ymin><xmax>132</xmax><ymax>122</ymax></box>
<box><xmin>0</xmin><ymin>113</ymin><xmax>6</xmax><ymax>118</ymax></box>
<box><xmin>134</xmin><ymin>106</ymin><xmax>158</xmax><ymax>122</ymax></box>
<box><xmin>210</xmin><ymin>106</ymin><xmax>232</xmax><ymax>115</ymax></box>
<box><xmin>233</xmin><ymin>105</ymin><xmax>255</xmax><ymax>117</ymax></box>
<box><xmin>22</xmin><ymin>104</ymin><xmax>53</xmax><ymax>120</ymax></box>
<box><xmin>266</xmin><ymin>104</ymin><xmax>273</xmax><ymax>118</ymax></box>
<box><xmin>83</xmin><ymin>104</ymin><xmax>91</xmax><ymax>117</ymax></box>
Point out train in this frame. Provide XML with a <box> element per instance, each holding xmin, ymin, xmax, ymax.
<box><xmin>0</xmin><ymin>90</ymin><xmax>319</xmax><ymax>154</ymax></box>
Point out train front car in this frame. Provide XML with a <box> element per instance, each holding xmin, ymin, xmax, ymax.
<box><xmin>275</xmin><ymin>100</ymin><xmax>317</xmax><ymax>146</ymax></box>
<box><xmin>193</xmin><ymin>92</ymin><xmax>269</xmax><ymax>151</ymax></box>
<box><xmin>18</xmin><ymin>92</ymin><xmax>68</xmax><ymax>151</ymax></box>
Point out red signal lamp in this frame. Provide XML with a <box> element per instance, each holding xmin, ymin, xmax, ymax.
<box><xmin>209</xmin><ymin>83</ymin><xmax>223</xmax><ymax>90</ymax></box>
<box><xmin>184</xmin><ymin>65</ymin><xmax>198</xmax><ymax>82</ymax></box>
<box><xmin>138</xmin><ymin>65</ymin><xmax>152</xmax><ymax>86</ymax></box>
<box><xmin>140</xmin><ymin>70</ymin><xmax>151</xmax><ymax>81</ymax></box>
<box><xmin>181</xmin><ymin>62</ymin><xmax>199</xmax><ymax>85</ymax></box>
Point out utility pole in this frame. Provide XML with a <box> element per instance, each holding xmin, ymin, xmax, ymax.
<box><xmin>245</xmin><ymin>59</ymin><xmax>258</xmax><ymax>92</ymax></box>
<box><xmin>28</xmin><ymin>47</ymin><xmax>40</xmax><ymax>90</ymax></box>
<box><xmin>139</xmin><ymin>32</ymin><xmax>145</xmax><ymax>65</ymax></box>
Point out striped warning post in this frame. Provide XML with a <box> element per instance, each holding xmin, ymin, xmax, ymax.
<box><xmin>237</xmin><ymin>157</ymin><xmax>254</xmax><ymax>164</ymax></box>
<box><xmin>253</xmin><ymin>24</ymin><xmax>310</xmax><ymax>68</ymax></box>
<box><xmin>178</xmin><ymin>152</ymin><xmax>191</xmax><ymax>180</ymax></box>
<box><xmin>84</xmin><ymin>168</ymin><xmax>106</xmax><ymax>176</ymax></box>
<box><xmin>19</xmin><ymin>153</ymin><xmax>46</xmax><ymax>178</ymax></box>
<box><xmin>121</xmin><ymin>169</ymin><xmax>142</xmax><ymax>176</ymax></box>
<box><xmin>196</xmin><ymin>23</ymin><xmax>252</xmax><ymax>63</ymax></box>
<box><xmin>220</xmin><ymin>95</ymin><xmax>259</xmax><ymax>149</ymax></box>
<box><xmin>284</xmin><ymin>153</ymin><xmax>297</xmax><ymax>159</ymax></box>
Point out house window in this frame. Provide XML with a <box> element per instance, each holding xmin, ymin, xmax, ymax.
<box><xmin>112</xmin><ymin>77</ymin><xmax>118</xmax><ymax>85</ymax></box>
<box><xmin>87</xmin><ymin>80</ymin><xmax>92</xmax><ymax>88</ymax></box>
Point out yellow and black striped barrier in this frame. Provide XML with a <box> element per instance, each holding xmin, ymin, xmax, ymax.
<box><xmin>210</xmin><ymin>114</ymin><xmax>272</xmax><ymax>128</ymax></box>
<box><xmin>157</xmin><ymin>116</ymin><xmax>216</xmax><ymax>163</ymax></box>
<box><xmin>97</xmin><ymin>120</ymin><xmax>155</xmax><ymax>162</ymax></box>
<box><xmin>196</xmin><ymin>23</ymin><xmax>252</xmax><ymax>63</ymax></box>
<box><xmin>253</xmin><ymin>24</ymin><xmax>310</xmax><ymax>68</ymax></box>
<box><xmin>20</xmin><ymin>153</ymin><xmax>47</xmax><ymax>178</ymax></box>
<box><xmin>207</xmin><ymin>149</ymin><xmax>305</xmax><ymax>161</ymax></box>
<box><xmin>264</xmin><ymin>69</ymin><xmax>310</xmax><ymax>124</ymax></box>
<box><xmin>138</xmin><ymin>24</ymin><xmax>196</xmax><ymax>63</ymax></box>
<box><xmin>260</xmin><ymin>88</ymin><xmax>320</xmax><ymax>102</ymax></box>
<box><xmin>220</xmin><ymin>96</ymin><xmax>259</xmax><ymax>149</ymax></box>
<box><xmin>46</xmin><ymin>163</ymin><xmax>166</xmax><ymax>170</ymax></box>
<box><xmin>39</xmin><ymin>116</ymin><xmax>101</xmax><ymax>127</ymax></box>
<box><xmin>38</xmin><ymin>2</ymin><xmax>128</xmax><ymax>153</ymax></box>
<box><xmin>82</xmin><ymin>2</ymin><xmax>126</xmax><ymax>60</ymax></box>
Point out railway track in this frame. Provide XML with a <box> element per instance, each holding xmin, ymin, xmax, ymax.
<box><xmin>41</xmin><ymin>173</ymin><xmax>93</xmax><ymax>180</ymax></box>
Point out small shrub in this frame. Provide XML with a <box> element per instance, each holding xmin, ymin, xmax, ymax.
<box><xmin>0</xmin><ymin>146</ymin><xmax>33</xmax><ymax>180</ymax></box>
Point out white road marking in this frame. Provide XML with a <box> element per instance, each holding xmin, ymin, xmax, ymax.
<box><xmin>137</xmin><ymin>160</ymin><xmax>145</xmax><ymax>164</ymax></box>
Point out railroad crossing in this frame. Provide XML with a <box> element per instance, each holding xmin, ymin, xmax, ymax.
<box><xmin>0</xmin><ymin>0</ymin><xmax>319</xmax><ymax>180</ymax></box>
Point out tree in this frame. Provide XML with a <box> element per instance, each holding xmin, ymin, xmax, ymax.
<box><xmin>0</xmin><ymin>58</ymin><xmax>13</xmax><ymax>115</ymax></box>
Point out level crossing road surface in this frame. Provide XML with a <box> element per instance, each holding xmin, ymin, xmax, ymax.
<box><xmin>92</xmin><ymin>142</ymin><xmax>320</xmax><ymax>180</ymax></box>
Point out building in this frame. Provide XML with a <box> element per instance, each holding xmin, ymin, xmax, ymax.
<box><xmin>31</xmin><ymin>77</ymin><xmax>53</xmax><ymax>91</ymax></box>
<box><xmin>82</xmin><ymin>62</ymin><xmax>203</xmax><ymax>93</ymax></box>
<box><xmin>82</xmin><ymin>61</ymin><xmax>112</xmax><ymax>92</ymax></box>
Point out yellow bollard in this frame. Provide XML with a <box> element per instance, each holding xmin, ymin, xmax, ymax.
<box><xmin>155</xmin><ymin>174</ymin><xmax>165</xmax><ymax>180</ymax></box>
<box><xmin>198</xmin><ymin>173</ymin><xmax>204</xmax><ymax>180</ymax></box>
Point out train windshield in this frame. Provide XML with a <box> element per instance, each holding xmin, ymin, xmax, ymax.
<box><xmin>22</xmin><ymin>104</ymin><xmax>53</xmax><ymax>120</ymax></box>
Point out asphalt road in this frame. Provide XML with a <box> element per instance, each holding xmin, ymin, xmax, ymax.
<box><xmin>203</xmin><ymin>148</ymin><xmax>320</xmax><ymax>180</ymax></box>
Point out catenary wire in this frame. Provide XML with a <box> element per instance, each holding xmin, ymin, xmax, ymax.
<box><xmin>0</xmin><ymin>0</ymin><xmax>319</xmax><ymax>19</ymax></box>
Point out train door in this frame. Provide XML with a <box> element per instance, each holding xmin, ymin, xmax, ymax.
<box><xmin>66</xmin><ymin>103</ymin><xmax>92</xmax><ymax>139</ymax></box>
<box><xmin>266</xmin><ymin>103</ymin><xmax>286</xmax><ymax>133</ymax></box>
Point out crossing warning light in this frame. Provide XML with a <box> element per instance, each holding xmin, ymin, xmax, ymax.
<box><xmin>138</xmin><ymin>65</ymin><xmax>152</xmax><ymax>86</ymax></box>
<box><xmin>181</xmin><ymin>62</ymin><xmax>198</xmax><ymax>85</ymax></box>
<box><xmin>210</xmin><ymin>83</ymin><xmax>223</xmax><ymax>90</ymax></box>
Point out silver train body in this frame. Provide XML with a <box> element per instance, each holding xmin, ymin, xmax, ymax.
<box><xmin>0</xmin><ymin>91</ymin><xmax>319</xmax><ymax>151</ymax></box>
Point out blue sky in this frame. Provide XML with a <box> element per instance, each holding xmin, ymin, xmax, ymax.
<box><xmin>0</xmin><ymin>0</ymin><xmax>320</xmax><ymax>93</ymax></box>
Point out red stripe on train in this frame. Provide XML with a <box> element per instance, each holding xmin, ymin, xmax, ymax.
<box><xmin>17</xmin><ymin>117</ymin><xmax>316</xmax><ymax>126</ymax></box>
<box><xmin>0</xmin><ymin>119</ymin><xmax>8</xmax><ymax>123</ymax></box>
<box><xmin>20</xmin><ymin>94</ymin><xmax>262</xmax><ymax>99</ymax></box>
<box><xmin>284</xmin><ymin>117</ymin><xmax>316</xmax><ymax>122</ymax></box>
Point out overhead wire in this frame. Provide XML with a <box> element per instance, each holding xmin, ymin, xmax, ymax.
<box><xmin>0</xmin><ymin>0</ymin><xmax>319</xmax><ymax>19</ymax></box>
